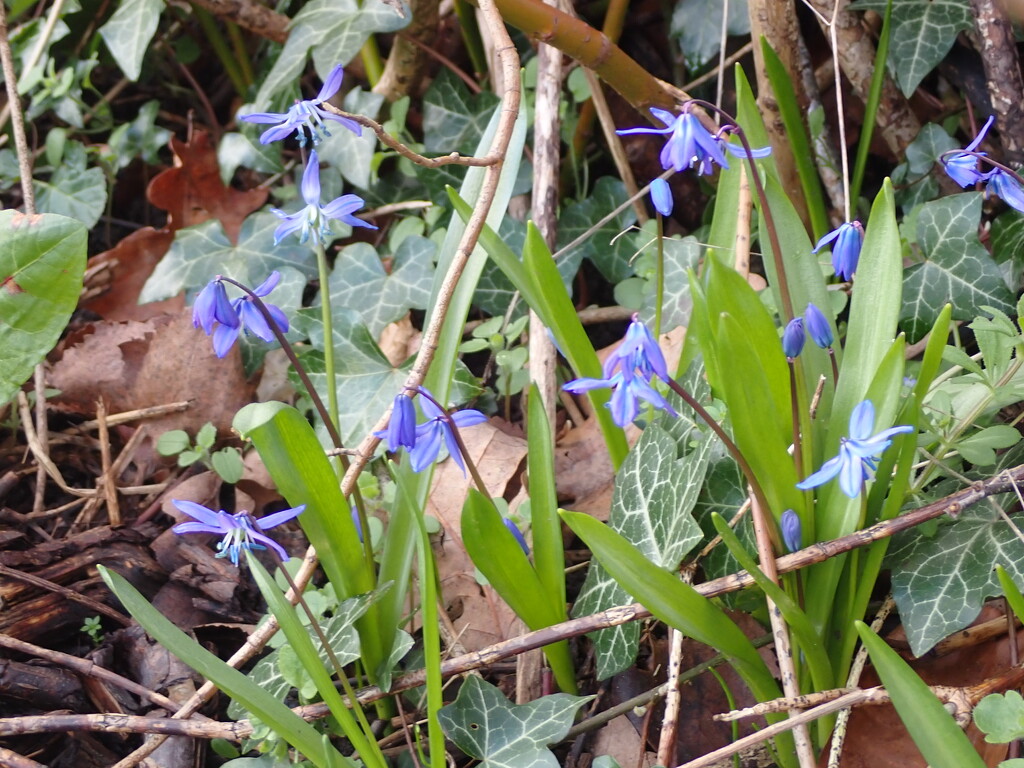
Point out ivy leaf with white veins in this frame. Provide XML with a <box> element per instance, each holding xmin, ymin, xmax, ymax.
<box><xmin>573</xmin><ymin>366</ymin><xmax>712</xmax><ymax>679</ymax></box>
<box><xmin>255</xmin><ymin>0</ymin><xmax>409</xmax><ymax>107</ymax></box>
<box><xmin>901</xmin><ymin>193</ymin><xmax>1014</xmax><ymax>343</ymax></box>
<box><xmin>889</xmin><ymin>502</ymin><xmax>1024</xmax><ymax>657</ymax></box>
<box><xmin>321</xmin><ymin>236</ymin><xmax>434</xmax><ymax>337</ymax></box>
<box><xmin>98</xmin><ymin>0</ymin><xmax>164</xmax><ymax>80</ymax></box>
<box><xmin>438</xmin><ymin>676</ymin><xmax>591</xmax><ymax>768</ymax></box>
<box><xmin>315</xmin><ymin>87</ymin><xmax>386</xmax><ymax>190</ymax></box>
<box><xmin>34</xmin><ymin>141</ymin><xmax>106</xmax><ymax>229</ymax></box>
<box><xmin>139</xmin><ymin>211</ymin><xmax>316</xmax><ymax>303</ymax></box>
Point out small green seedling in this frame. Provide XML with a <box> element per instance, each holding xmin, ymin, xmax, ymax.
<box><xmin>80</xmin><ymin>615</ymin><xmax>103</xmax><ymax>645</ymax></box>
<box><xmin>157</xmin><ymin>422</ymin><xmax>244</xmax><ymax>483</ymax></box>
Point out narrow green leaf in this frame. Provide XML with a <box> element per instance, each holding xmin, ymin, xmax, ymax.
<box><xmin>997</xmin><ymin>565</ymin><xmax>1024</xmax><ymax>626</ymax></box>
<box><xmin>560</xmin><ymin>511</ymin><xmax>795</xmax><ymax>764</ymax></box>
<box><xmin>856</xmin><ymin>621</ymin><xmax>987</xmax><ymax>768</ymax></box>
<box><xmin>462</xmin><ymin>489</ymin><xmax>576</xmax><ymax>693</ymax></box>
<box><xmin>526</xmin><ymin>384</ymin><xmax>565</xmax><ymax>613</ymax></box>
<box><xmin>99</xmin><ymin>567</ymin><xmax>338</xmax><ymax>768</ymax></box>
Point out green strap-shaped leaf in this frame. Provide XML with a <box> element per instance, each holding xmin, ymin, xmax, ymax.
<box><xmin>561</xmin><ymin>511</ymin><xmax>796</xmax><ymax>767</ymax></box>
<box><xmin>0</xmin><ymin>211</ymin><xmax>86</xmax><ymax>405</ymax></box>
<box><xmin>856</xmin><ymin>621</ymin><xmax>987</xmax><ymax>768</ymax></box>
<box><xmin>99</xmin><ymin>567</ymin><xmax>341</xmax><ymax>768</ymax></box>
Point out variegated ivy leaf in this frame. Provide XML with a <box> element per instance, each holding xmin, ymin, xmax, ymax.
<box><xmin>320</xmin><ymin>237</ymin><xmax>434</xmax><ymax>337</ymax></box>
<box><xmin>33</xmin><ymin>141</ymin><xmax>106</xmax><ymax>229</ymax></box>
<box><xmin>255</xmin><ymin>0</ymin><xmax>409</xmax><ymax>107</ymax></box>
<box><xmin>573</xmin><ymin>364</ymin><xmax>712</xmax><ymax>679</ymax></box>
<box><xmin>438</xmin><ymin>676</ymin><xmax>591</xmax><ymax>768</ymax></box>
<box><xmin>98</xmin><ymin>0</ymin><xmax>164</xmax><ymax>81</ymax></box>
<box><xmin>139</xmin><ymin>211</ymin><xmax>316</xmax><ymax>303</ymax></box>
<box><xmin>889</xmin><ymin>500</ymin><xmax>1024</xmax><ymax>657</ymax></box>
<box><xmin>315</xmin><ymin>87</ymin><xmax>386</xmax><ymax>190</ymax></box>
<box><xmin>901</xmin><ymin>193</ymin><xmax>1014</xmax><ymax>342</ymax></box>
<box><xmin>557</xmin><ymin>177</ymin><xmax>637</xmax><ymax>284</ymax></box>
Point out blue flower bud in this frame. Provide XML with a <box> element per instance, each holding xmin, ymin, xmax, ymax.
<box><xmin>780</xmin><ymin>509</ymin><xmax>801</xmax><ymax>553</ymax></box>
<box><xmin>804</xmin><ymin>303</ymin><xmax>833</xmax><ymax>349</ymax></box>
<box><xmin>782</xmin><ymin>317</ymin><xmax>805</xmax><ymax>359</ymax></box>
<box><xmin>650</xmin><ymin>178</ymin><xmax>674</xmax><ymax>217</ymax></box>
<box><xmin>504</xmin><ymin>518</ymin><xmax>530</xmax><ymax>555</ymax></box>
<box><xmin>386</xmin><ymin>394</ymin><xmax>417</xmax><ymax>452</ymax></box>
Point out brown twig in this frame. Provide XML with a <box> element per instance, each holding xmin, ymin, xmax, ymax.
<box><xmin>0</xmin><ymin>563</ymin><xmax>131</xmax><ymax>626</ymax></box>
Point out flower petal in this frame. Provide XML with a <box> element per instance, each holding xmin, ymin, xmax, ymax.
<box><xmin>253</xmin><ymin>271</ymin><xmax>281</xmax><ymax>297</ymax></box>
<box><xmin>796</xmin><ymin>454</ymin><xmax>843</xmax><ymax>490</ymax></box>
<box><xmin>300</xmin><ymin>152</ymin><xmax>322</xmax><ymax>206</ymax></box>
<box><xmin>848</xmin><ymin>400</ymin><xmax>876</xmax><ymax>441</ymax></box>
<box><xmin>315</xmin><ymin>64</ymin><xmax>345</xmax><ymax>103</ymax></box>
<box><xmin>256</xmin><ymin>504</ymin><xmax>306</xmax><ymax>529</ymax></box>
<box><xmin>172</xmin><ymin>500</ymin><xmax>225</xmax><ymax>528</ymax></box>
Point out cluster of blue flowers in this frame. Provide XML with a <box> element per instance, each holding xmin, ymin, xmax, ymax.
<box><xmin>562</xmin><ymin>314</ymin><xmax>678</xmax><ymax>428</ymax></box>
<box><xmin>941</xmin><ymin>115</ymin><xmax>1024</xmax><ymax>214</ymax></box>
<box><xmin>192</xmin><ymin>272</ymin><xmax>290</xmax><ymax>357</ymax></box>
<box><xmin>782</xmin><ymin>302</ymin><xmax>834</xmax><ymax>359</ymax></box>
<box><xmin>377</xmin><ymin>389</ymin><xmax>487</xmax><ymax>475</ymax></box>
<box><xmin>617</xmin><ymin>103</ymin><xmax>770</xmax><ymax>217</ymax></box>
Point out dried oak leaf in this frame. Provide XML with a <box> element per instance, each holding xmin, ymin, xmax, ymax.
<box><xmin>147</xmin><ymin>130</ymin><xmax>267</xmax><ymax>242</ymax></box>
<box><xmin>82</xmin><ymin>227</ymin><xmax>179</xmax><ymax>322</ymax></box>
<box><xmin>49</xmin><ymin>312</ymin><xmax>253</xmax><ymax>435</ymax></box>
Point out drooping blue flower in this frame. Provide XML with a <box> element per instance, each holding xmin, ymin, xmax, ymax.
<box><xmin>377</xmin><ymin>393</ymin><xmax>417</xmax><ymax>452</ymax></box>
<box><xmin>782</xmin><ymin>317</ymin><xmax>805</xmax><ymax>359</ymax></box>
<box><xmin>408</xmin><ymin>390</ymin><xmax>487</xmax><ymax>475</ymax></box>
<box><xmin>650</xmin><ymin>177</ymin><xmax>674</xmax><ymax>216</ymax></box>
<box><xmin>796</xmin><ymin>400</ymin><xmax>913</xmax><ymax>498</ymax></box>
<box><xmin>192</xmin><ymin>279</ymin><xmax>239</xmax><ymax>335</ymax></box>
<box><xmin>211</xmin><ymin>271</ymin><xmax>290</xmax><ymax>357</ymax></box>
<box><xmin>780</xmin><ymin>509</ymin><xmax>801</xmax><ymax>553</ymax></box>
<box><xmin>943</xmin><ymin>115</ymin><xmax>997</xmax><ymax>188</ymax></box>
<box><xmin>986</xmin><ymin>169</ymin><xmax>1024</xmax><ymax>215</ymax></box>
<box><xmin>804</xmin><ymin>303</ymin><xmax>833</xmax><ymax>349</ymax></box>
<box><xmin>562</xmin><ymin>315</ymin><xmax>678</xmax><ymax>427</ymax></box>
<box><xmin>270</xmin><ymin>151</ymin><xmax>376</xmax><ymax>245</ymax></box>
<box><xmin>617</xmin><ymin>106</ymin><xmax>770</xmax><ymax>175</ymax></box>
<box><xmin>172</xmin><ymin>499</ymin><xmax>305</xmax><ymax>566</ymax></box>
<box><xmin>239</xmin><ymin>64</ymin><xmax>362</xmax><ymax>146</ymax></box>
<box><xmin>813</xmin><ymin>220</ymin><xmax>863</xmax><ymax>281</ymax></box>
<box><xmin>504</xmin><ymin>518</ymin><xmax>530</xmax><ymax>555</ymax></box>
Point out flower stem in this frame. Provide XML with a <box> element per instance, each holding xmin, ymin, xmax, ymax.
<box><xmin>654</xmin><ymin>212</ymin><xmax>665</xmax><ymax>339</ymax></box>
<box><xmin>664</xmin><ymin>377</ymin><xmax>772</xmax><ymax>517</ymax></box>
<box><xmin>688</xmin><ymin>99</ymin><xmax>795</xmax><ymax>322</ymax></box>
<box><xmin>314</xmin><ymin>240</ymin><xmax>342</xmax><ymax>441</ymax></box>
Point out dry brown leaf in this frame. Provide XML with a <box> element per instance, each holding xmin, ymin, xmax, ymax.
<box><xmin>379</xmin><ymin>315</ymin><xmax>420</xmax><ymax>367</ymax></box>
<box><xmin>49</xmin><ymin>312</ymin><xmax>253</xmax><ymax>435</ymax></box>
<box><xmin>425</xmin><ymin>418</ymin><xmax>528</xmax><ymax>652</ymax></box>
<box><xmin>147</xmin><ymin>131</ymin><xmax>267</xmax><ymax>242</ymax></box>
<box><xmin>83</xmin><ymin>228</ymin><xmax>180</xmax><ymax>322</ymax></box>
<box><xmin>590</xmin><ymin>714</ymin><xmax>658</xmax><ymax>768</ymax></box>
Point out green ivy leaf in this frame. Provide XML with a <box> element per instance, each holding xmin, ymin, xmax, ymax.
<box><xmin>34</xmin><ymin>141</ymin><xmax>106</xmax><ymax>229</ymax></box>
<box><xmin>437</xmin><ymin>676</ymin><xmax>591</xmax><ymax>768</ymax></box>
<box><xmin>109</xmin><ymin>100</ymin><xmax>171</xmax><ymax>168</ymax></box>
<box><xmin>316</xmin><ymin>87</ymin><xmax>386</xmax><ymax>190</ymax></box>
<box><xmin>889</xmin><ymin>503</ymin><xmax>1024</xmax><ymax>656</ymax></box>
<box><xmin>851</xmin><ymin>0</ymin><xmax>972</xmax><ymax>97</ymax></box>
<box><xmin>98</xmin><ymin>0</ymin><xmax>164</xmax><ymax>80</ymax></box>
<box><xmin>139</xmin><ymin>212</ymin><xmax>315</xmax><ymax>302</ymax></box>
<box><xmin>255</xmin><ymin>0</ymin><xmax>410</xmax><ymax>107</ymax></box>
<box><xmin>557</xmin><ymin>177</ymin><xmax>637</xmax><ymax>283</ymax></box>
<box><xmin>322</xmin><ymin>237</ymin><xmax>434</xmax><ymax>337</ymax></box>
<box><xmin>422</xmin><ymin>69</ymin><xmax>501</xmax><ymax>154</ymax></box>
<box><xmin>669</xmin><ymin>0</ymin><xmax>750</xmax><ymax>69</ymax></box>
<box><xmin>901</xmin><ymin>194</ymin><xmax>1014</xmax><ymax>342</ymax></box>
<box><xmin>0</xmin><ymin>211</ymin><xmax>86</xmax><ymax>405</ymax></box>
<box><xmin>573</xmin><ymin>369</ymin><xmax>712</xmax><ymax>679</ymax></box>
<box><xmin>632</xmin><ymin>228</ymin><xmax>703</xmax><ymax>331</ymax></box>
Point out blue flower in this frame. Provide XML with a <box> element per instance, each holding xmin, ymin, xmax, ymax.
<box><xmin>782</xmin><ymin>317</ymin><xmax>805</xmax><ymax>359</ymax></box>
<box><xmin>408</xmin><ymin>390</ymin><xmax>487</xmax><ymax>474</ymax></box>
<box><xmin>211</xmin><ymin>272</ymin><xmax>290</xmax><ymax>357</ymax></box>
<box><xmin>796</xmin><ymin>400</ymin><xmax>913</xmax><ymax>498</ymax></box>
<box><xmin>270</xmin><ymin>151</ymin><xmax>376</xmax><ymax>245</ymax></box>
<box><xmin>780</xmin><ymin>509</ymin><xmax>801</xmax><ymax>553</ymax></box>
<box><xmin>650</xmin><ymin>177</ymin><xmax>674</xmax><ymax>216</ymax></box>
<box><xmin>813</xmin><ymin>221</ymin><xmax>863</xmax><ymax>281</ymax></box>
<box><xmin>171</xmin><ymin>499</ymin><xmax>305</xmax><ymax>566</ymax></box>
<box><xmin>192</xmin><ymin>279</ymin><xmax>239</xmax><ymax>335</ymax></box>
<box><xmin>377</xmin><ymin>393</ymin><xmax>417</xmax><ymax>452</ymax></box>
<box><xmin>943</xmin><ymin>115</ymin><xmax>996</xmax><ymax>188</ymax></box>
<box><xmin>986</xmin><ymin>169</ymin><xmax>1024</xmax><ymax>215</ymax></box>
<box><xmin>562</xmin><ymin>315</ymin><xmax>678</xmax><ymax>427</ymax></box>
<box><xmin>504</xmin><ymin>518</ymin><xmax>530</xmax><ymax>555</ymax></box>
<box><xmin>804</xmin><ymin>303</ymin><xmax>833</xmax><ymax>349</ymax></box>
<box><xmin>239</xmin><ymin>64</ymin><xmax>362</xmax><ymax>146</ymax></box>
<box><xmin>617</xmin><ymin>106</ymin><xmax>770</xmax><ymax>175</ymax></box>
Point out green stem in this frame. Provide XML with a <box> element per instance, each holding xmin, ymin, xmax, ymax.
<box><xmin>226</xmin><ymin>21</ymin><xmax>254</xmax><ymax>89</ymax></box>
<box><xmin>413</xmin><ymin>496</ymin><xmax>446</xmax><ymax>768</ymax></box>
<box><xmin>314</xmin><ymin>240</ymin><xmax>341</xmax><ymax>437</ymax></box>
<box><xmin>360</xmin><ymin>36</ymin><xmax>384</xmax><ymax>87</ymax></box>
